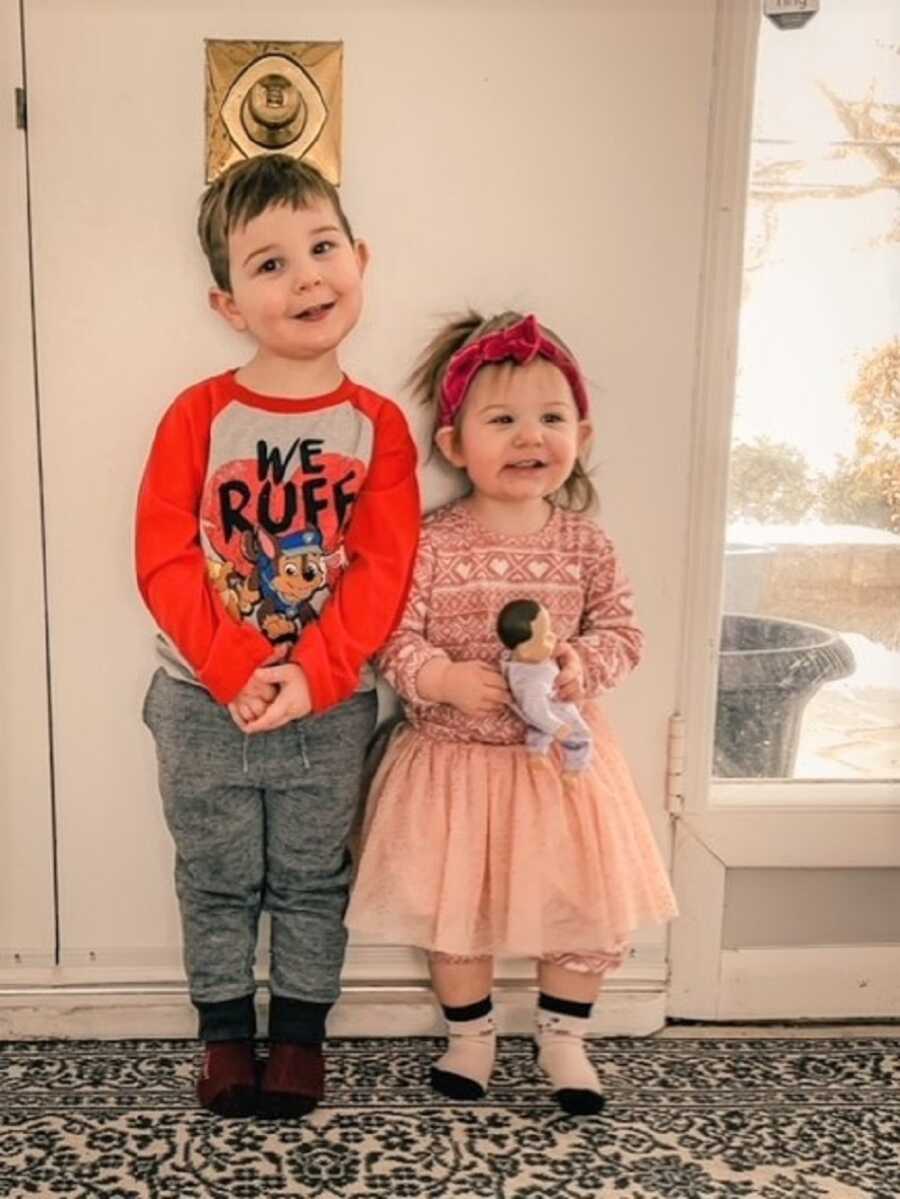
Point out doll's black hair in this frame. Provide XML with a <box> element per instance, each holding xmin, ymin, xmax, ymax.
<box><xmin>497</xmin><ymin>599</ymin><xmax>541</xmax><ymax>650</ymax></box>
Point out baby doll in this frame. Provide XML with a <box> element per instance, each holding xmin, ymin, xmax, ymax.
<box><xmin>498</xmin><ymin>599</ymin><xmax>593</xmax><ymax>777</ymax></box>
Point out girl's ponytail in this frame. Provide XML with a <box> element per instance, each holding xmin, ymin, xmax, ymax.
<box><xmin>407</xmin><ymin>311</ymin><xmax>486</xmax><ymax>411</ymax></box>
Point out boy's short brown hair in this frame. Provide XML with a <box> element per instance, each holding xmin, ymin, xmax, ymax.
<box><xmin>198</xmin><ymin>154</ymin><xmax>354</xmax><ymax>292</ymax></box>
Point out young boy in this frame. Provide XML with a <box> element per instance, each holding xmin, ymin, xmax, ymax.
<box><xmin>136</xmin><ymin>154</ymin><xmax>419</xmax><ymax>1118</ymax></box>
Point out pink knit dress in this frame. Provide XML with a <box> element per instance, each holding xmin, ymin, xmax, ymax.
<box><xmin>346</xmin><ymin>501</ymin><xmax>677</xmax><ymax>962</ymax></box>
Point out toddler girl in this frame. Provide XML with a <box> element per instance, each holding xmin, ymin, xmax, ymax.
<box><xmin>346</xmin><ymin>311</ymin><xmax>677</xmax><ymax>1115</ymax></box>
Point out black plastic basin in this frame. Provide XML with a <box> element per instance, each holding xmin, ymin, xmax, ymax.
<box><xmin>714</xmin><ymin>614</ymin><xmax>855</xmax><ymax>778</ymax></box>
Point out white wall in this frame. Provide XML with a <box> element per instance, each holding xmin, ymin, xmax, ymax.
<box><xmin>5</xmin><ymin>0</ymin><xmax>717</xmax><ymax>1022</ymax></box>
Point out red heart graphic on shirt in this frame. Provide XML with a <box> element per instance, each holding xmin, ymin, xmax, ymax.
<box><xmin>201</xmin><ymin>451</ymin><xmax>365</xmax><ymax>577</ymax></box>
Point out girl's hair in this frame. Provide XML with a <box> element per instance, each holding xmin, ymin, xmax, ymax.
<box><xmin>408</xmin><ymin>310</ymin><xmax>597</xmax><ymax>512</ymax></box>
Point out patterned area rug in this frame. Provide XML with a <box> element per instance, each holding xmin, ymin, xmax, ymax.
<box><xmin>1</xmin><ymin>1036</ymin><xmax>898</xmax><ymax>1199</ymax></box>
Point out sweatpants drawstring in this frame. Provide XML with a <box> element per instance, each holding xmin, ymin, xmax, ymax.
<box><xmin>242</xmin><ymin>734</ymin><xmax>250</xmax><ymax>775</ymax></box>
<box><xmin>298</xmin><ymin>727</ymin><xmax>310</xmax><ymax>770</ymax></box>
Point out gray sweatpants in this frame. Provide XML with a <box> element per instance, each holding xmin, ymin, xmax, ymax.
<box><xmin>143</xmin><ymin>669</ymin><xmax>377</xmax><ymax>1008</ymax></box>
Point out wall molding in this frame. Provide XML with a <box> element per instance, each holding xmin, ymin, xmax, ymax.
<box><xmin>0</xmin><ymin>979</ymin><xmax>667</xmax><ymax>1040</ymax></box>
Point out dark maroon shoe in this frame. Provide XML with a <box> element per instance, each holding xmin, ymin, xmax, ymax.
<box><xmin>196</xmin><ymin>1040</ymin><xmax>257</xmax><ymax>1117</ymax></box>
<box><xmin>259</xmin><ymin>1042</ymin><xmax>325</xmax><ymax>1118</ymax></box>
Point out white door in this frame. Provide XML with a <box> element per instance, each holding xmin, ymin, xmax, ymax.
<box><xmin>0</xmin><ymin>0</ymin><xmax>56</xmax><ymax>993</ymax></box>
<box><xmin>669</xmin><ymin>0</ymin><xmax>900</xmax><ymax>1020</ymax></box>
<box><xmin>18</xmin><ymin>0</ymin><xmax>716</xmax><ymax>1034</ymax></box>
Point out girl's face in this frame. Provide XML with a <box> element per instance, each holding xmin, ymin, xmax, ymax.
<box><xmin>436</xmin><ymin>358</ymin><xmax>592</xmax><ymax>507</ymax></box>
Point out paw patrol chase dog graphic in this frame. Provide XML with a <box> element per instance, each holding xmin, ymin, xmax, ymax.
<box><xmin>248</xmin><ymin>526</ymin><xmax>328</xmax><ymax>644</ymax></box>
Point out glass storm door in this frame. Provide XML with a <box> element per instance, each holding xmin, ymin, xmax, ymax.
<box><xmin>669</xmin><ymin>0</ymin><xmax>900</xmax><ymax>1021</ymax></box>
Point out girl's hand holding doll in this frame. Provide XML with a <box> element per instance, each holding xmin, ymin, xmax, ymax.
<box><xmin>417</xmin><ymin>656</ymin><xmax>510</xmax><ymax>717</ymax></box>
<box><xmin>554</xmin><ymin>641</ymin><xmax>586</xmax><ymax>702</ymax></box>
<box><xmin>444</xmin><ymin>661</ymin><xmax>511</xmax><ymax>716</ymax></box>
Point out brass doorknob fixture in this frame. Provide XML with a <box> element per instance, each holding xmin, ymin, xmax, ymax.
<box><xmin>242</xmin><ymin>73</ymin><xmax>309</xmax><ymax>148</ymax></box>
<box><xmin>206</xmin><ymin>41</ymin><xmax>342</xmax><ymax>184</ymax></box>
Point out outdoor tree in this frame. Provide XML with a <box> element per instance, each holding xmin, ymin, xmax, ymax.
<box><xmin>727</xmin><ymin>437</ymin><xmax>816</xmax><ymax>522</ymax></box>
<box><xmin>818</xmin><ymin>453</ymin><xmax>894</xmax><ymax>530</ymax></box>
<box><xmin>744</xmin><ymin>81</ymin><xmax>900</xmax><ymax>279</ymax></box>
<box><xmin>735</xmin><ymin>30</ymin><xmax>899</xmax><ymax>533</ymax></box>
<box><xmin>843</xmin><ymin>338</ymin><xmax>900</xmax><ymax>530</ymax></box>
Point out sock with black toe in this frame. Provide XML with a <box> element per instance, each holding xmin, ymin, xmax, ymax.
<box><xmin>535</xmin><ymin>993</ymin><xmax>605</xmax><ymax>1116</ymax></box>
<box><xmin>430</xmin><ymin>996</ymin><xmax>496</xmax><ymax>1100</ymax></box>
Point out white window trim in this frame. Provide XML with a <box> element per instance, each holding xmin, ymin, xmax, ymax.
<box><xmin>670</xmin><ymin>0</ymin><xmax>900</xmax><ymax>1023</ymax></box>
<box><xmin>678</xmin><ymin>0</ymin><xmax>900</xmax><ymax>826</ymax></box>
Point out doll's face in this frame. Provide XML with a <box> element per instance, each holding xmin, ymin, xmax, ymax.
<box><xmin>514</xmin><ymin>605</ymin><xmax>557</xmax><ymax>663</ymax></box>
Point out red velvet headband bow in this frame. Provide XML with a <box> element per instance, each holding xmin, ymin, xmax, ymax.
<box><xmin>438</xmin><ymin>314</ymin><xmax>589</xmax><ymax>428</ymax></box>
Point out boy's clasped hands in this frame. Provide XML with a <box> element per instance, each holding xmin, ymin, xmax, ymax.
<box><xmin>228</xmin><ymin>643</ymin><xmax>312</xmax><ymax>733</ymax></box>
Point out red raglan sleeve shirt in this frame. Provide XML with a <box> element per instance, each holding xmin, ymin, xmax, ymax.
<box><xmin>135</xmin><ymin>383</ymin><xmax>276</xmax><ymax>703</ymax></box>
<box><xmin>289</xmin><ymin>394</ymin><xmax>420</xmax><ymax>711</ymax></box>
<box><xmin>135</xmin><ymin>372</ymin><xmax>420</xmax><ymax>711</ymax></box>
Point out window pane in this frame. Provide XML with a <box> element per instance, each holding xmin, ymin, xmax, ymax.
<box><xmin>715</xmin><ymin>2</ymin><xmax>900</xmax><ymax>781</ymax></box>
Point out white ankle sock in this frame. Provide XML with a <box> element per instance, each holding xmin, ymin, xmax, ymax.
<box><xmin>535</xmin><ymin>1008</ymin><xmax>604</xmax><ymax>1114</ymax></box>
<box><xmin>432</xmin><ymin>1012</ymin><xmax>496</xmax><ymax>1098</ymax></box>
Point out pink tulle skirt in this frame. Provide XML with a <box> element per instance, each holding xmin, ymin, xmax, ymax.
<box><xmin>347</xmin><ymin>703</ymin><xmax>678</xmax><ymax>960</ymax></box>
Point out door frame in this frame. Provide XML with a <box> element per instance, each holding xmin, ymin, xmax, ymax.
<box><xmin>668</xmin><ymin>0</ymin><xmax>900</xmax><ymax>1020</ymax></box>
<box><xmin>0</xmin><ymin>0</ymin><xmax>57</xmax><ymax>985</ymax></box>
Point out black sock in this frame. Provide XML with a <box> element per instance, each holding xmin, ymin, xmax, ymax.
<box><xmin>442</xmin><ymin>995</ymin><xmax>492</xmax><ymax>1022</ymax></box>
<box><xmin>194</xmin><ymin>993</ymin><xmax>256</xmax><ymax>1042</ymax></box>
<box><xmin>538</xmin><ymin>992</ymin><xmax>592</xmax><ymax>1020</ymax></box>
<box><xmin>268</xmin><ymin>995</ymin><xmax>332</xmax><ymax>1045</ymax></box>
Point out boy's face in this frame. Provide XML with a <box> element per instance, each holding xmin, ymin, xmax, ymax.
<box><xmin>210</xmin><ymin>198</ymin><xmax>368</xmax><ymax>366</ymax></box>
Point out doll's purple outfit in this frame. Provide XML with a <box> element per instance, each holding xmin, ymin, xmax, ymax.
<box><xmin>502</xmin><ymin>659</ymin><xmax>593</xmax><ymax>772</ymax></box>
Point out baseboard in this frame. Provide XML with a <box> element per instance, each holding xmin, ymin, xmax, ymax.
<box><xmin>715</xmin><ymin>945</ymin><xmax>900</xmax><ymax>1020</ymax></box>
<box><xmin>0</xmin><ymin>981</ymin><xmax>667</xmax><ymax>1040</ymax></box>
